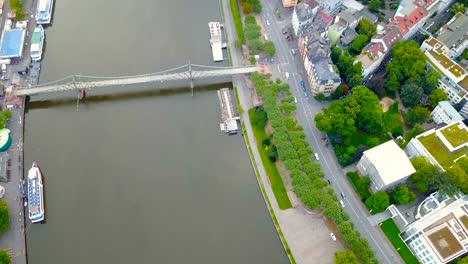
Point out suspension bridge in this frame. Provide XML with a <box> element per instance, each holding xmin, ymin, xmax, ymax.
<box><xmin>11</xmin><ymin>63</ymin><xmax>257</xmax><ymax>97</ymax></box>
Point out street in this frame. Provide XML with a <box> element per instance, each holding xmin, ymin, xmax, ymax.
<box><xmin>226</xmin><ymin>0</ymin><xmax>404</xmax><ymax>263</ymax></box>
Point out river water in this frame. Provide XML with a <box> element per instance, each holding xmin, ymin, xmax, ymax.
<box><xmin>23</xmin><ymin>0</ymin><xmax>289</xmax><ymax>263</ymax></box>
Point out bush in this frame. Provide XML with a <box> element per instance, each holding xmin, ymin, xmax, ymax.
<box><xmin>0</xmin><ymin>250</ymin><xmax>10</xmax><ymax>264</ymax></box>
<box><xmin>365</xmin><ymin>191</ymin><xmax>389</xmax><ymax>214</ymax></box>
<box><xmin>0</xmin><ymin>200</ymin><xmax>9</xmax><ymax>235</ymax></box>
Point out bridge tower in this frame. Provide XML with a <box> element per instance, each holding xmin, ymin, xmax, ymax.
<box><xmin>188</xmin><ymin>61</ymin><xmax>194</xmax><ymax>96</ymax></box>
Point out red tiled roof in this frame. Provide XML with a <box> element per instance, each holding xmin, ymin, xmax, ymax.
<box><xmin>368</xmin><ymin>42</ymin><xmax>385</xmax><ymax>58</ymax></box>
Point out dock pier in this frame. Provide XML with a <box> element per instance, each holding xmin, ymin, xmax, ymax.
<box><xmin>217</xmin><ymin>88</ymin><xmax>238</xmax><ymax>134</ymax></box>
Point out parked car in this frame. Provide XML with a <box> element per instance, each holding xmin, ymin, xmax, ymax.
<box><xmin>339</xmin><ymin>200</ymin><xmax>345</xmax><ymax>208</ymax></box>
<box><xmin>304</xmin><ymin>91</ymin><xmax>309</xmax><ymax>97</ymax></box>
<box><xmin>294</xmin><ymin>97</ymin><xmax>297</xmax><ymax>103</ymax></box>
<box><xmin>341</xmin><ymin>192</ymin><xmax>346</xmax><ymax>199</ymax></box>
<box><xmin>266</xmin><ymin>20</ymin><xmax>270</xmax><ymax>26</ymax></box>
<box><xmin>314</xmin><ymin>153</ymin><xmax>319</xmax><ymax>160</ymax></box>
<box><xmin>330</xmin><ymin>233</ymin><xmax>337</xmax><ymax>241</ymax></box>
<box><xmin>300</xmin><ymin>80</ymin><xmax>305</xmax><ymax>88</ymax></box>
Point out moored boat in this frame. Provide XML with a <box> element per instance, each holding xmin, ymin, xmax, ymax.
<box><xmin>27</xmin><ymin>161</ymin><xmax>45</xmax><ymax>223</ymax></box>
<box><xmin>36</xmin><ymin>0</ymin><xmax>54</xmax><ymax>25</ymax></box>
<box><xmin>30</xmin><ymin>26</ymin><xmax>44</xmax><ymax>62</ymax></box>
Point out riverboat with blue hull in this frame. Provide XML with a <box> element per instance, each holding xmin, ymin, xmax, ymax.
<box><xmin>30</xmin><ymin>26</ymin><xmax>44</xmax><ymax>62</ymax></box>
<box><xmin>27</xmin><ymin>161</ymin><xmax>45</xmax><ymax>223</ymax></box>
<box><xmin>36</xmin><ymin>0</ymin><xmax>54</xmax><ymax>25</ymax></box>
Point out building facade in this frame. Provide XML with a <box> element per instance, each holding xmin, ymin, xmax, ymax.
<box><xmin>431</xmin><ymin>101</ymin><xmax>464</xmax><ymax>125</ymax></box>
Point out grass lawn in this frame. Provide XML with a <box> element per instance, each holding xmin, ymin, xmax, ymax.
<box><xmin>440</xmin><ymin>123</ymin><xmax>468</xmax><ymax>148</ymax></box>
<box><xmin>346</xmin><ymin>172</ymin><xmax>371</xmax><ymax>200</ymax></box>
<box><xmin>229</xmin><ymin>0</ymin><xmax>245</xmax><ymax>44</ymax></box>
<box><xmin>248</xmin><ymin>109</ymin><xmax>292</xmax><ymax>209</ymax></box>
<box><xmin>241</xmin><ymin>122</ymin><xmax>297</xmax><ymax>263</ymax></box>
<box><xmin>418</xmin><ymin>133</ymin><xmax>468</xmax><ymax>169</ymax></box>
<box><xmin>380</xmin><ymin>219</ymin><xmax>420</xmax><ymax>264</ymax></box>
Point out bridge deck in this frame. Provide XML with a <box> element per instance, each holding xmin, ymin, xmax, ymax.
<box><xmin>16</xmin><ymin>66</ymin><xmax>257</xmax><ymax>96</ymax></box>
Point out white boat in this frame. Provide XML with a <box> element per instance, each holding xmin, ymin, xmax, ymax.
<box><xmin>30</xmin><ymin>26</ymin><xmax>44</xmax><ymax>62</ymax></box>
<box><xmin>27</xmin><ymin>161</ymin><xmax>45</xmax><ymax>223</ymax></box>
<box><xmin>36</xmin><ymin>0</ymin><xmax>54</xmax><ymax>25</ymax></box>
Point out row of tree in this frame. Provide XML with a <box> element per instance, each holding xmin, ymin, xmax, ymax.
<box><xmin>244</xmin><ymin>15</ymin><xmax>276</xmax><ymax>57</ymax></box>
<box><xmin>250</xmin><ymin>73</ymin><xmax>377</xmax><ymax>264</ymax></box>
<box><xmin>238</xmin><ymin>0</ymin><xmax>262</xmax><ymax>14</ymax></box>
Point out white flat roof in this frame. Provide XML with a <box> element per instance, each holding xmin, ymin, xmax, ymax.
<box><xmin>212</xmin><ymin>43</ymin><xmax>223</xmax><ymax>62</ymax></box>
<box><xmin>364</xmin><ymin>140</ymin><xmax>416</xmax><ymax>185</ymax></box>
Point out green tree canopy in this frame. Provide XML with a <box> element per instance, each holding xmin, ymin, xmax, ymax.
<box><xmin>404</xmin><ymin>105</ymin><xmax>430</xmax><ymax>128</ymax></box>
<box><xmin>0</xmin><ymin>250</ymin><xmax>10</xmax><ymax>264</ymax></box>
<box><xmin>252</xmin><ymin>0</ymin><xmax>262</xmax><ymax>13</ymax></box>
<box><xmin>249</xmin><ymin>39</ymin><xmax>264</xmax><ymax>54</ymax></box>
<box><xmin>369</xmin><ymin>0</ymin><xmax>382</xmax><ymax>12</ymax></box>
<box><xmin>356</xmin><ymin>18</ymin><xmax>376</xmax><ymax>38</ymax></box>
<box><xmin>445</xmin><ymin>165</ymin><xmax>468</xmax><ymax>194</ymax></box>
<box><xmin>348</xmin><ymin>34</ymin><xmax>369</xmax><ymax>55</ymax></box>
<box><xmin>457</xmin><ymin>256</ymin><xmax>468</xmax><ymax>264</ymax></box>
<box><xmin>422</xmin><ymin>69</ymin><xmax>440</xmax><ymax>94</ymax></box>
<box><xmin>244</xmin><ymin>14</ymin><xmax>256</xmax><ymax>24</ymax></box>
<box><xmin>0</xmin><ymin>201</ymin><xmax>9</xmax><ymax>235</ymax></box>
<box><xmin>400</xmin><ymin>81</ymin><xmax>424</xmax><ymax>107</ymax></box>
<box><xmin>335</xmin><ymin>250</ymin><xmax>359</xmax><ymax>264</ymax></box>
<box><xmin>386</xmin><ymin>40</ymin><xmax>426</xmax><ymax>88</ymax></box>
<box><xmin>410</xmin><ymin>157</ymin><xmax>458</xmax><ymax>194</ymax></box>
<box><xmin>428</xmin><ymin>89</ymin><xmax>448</xmax><ymax>108</ymax></box>
<box><xmin>263</xmin><ymin>41</ymin><xmax>276</xmax><ymax>57</ymax></box>
<box><xmin>450</xmin><ymin>3</ymin><xmax>466</xmax><ymax>14</ymax></box>
<box><xmin>365</xmin><ymin>191</ymin><xmax>389</xmax><ymax>214</ymax></box>
<box><xmin>391</xmin><ymin>185</ymin><xmax>416</xmax><ymax>205</ymax></box>
<box><xmin>404</xmin><ymin>124</ymin><xmax>425</xmax><ymax>142</ymax></box>
<box><xmin>384</xmin><ymin>69</ymin><xmax>401</xmax><ymax>92</ymax></box>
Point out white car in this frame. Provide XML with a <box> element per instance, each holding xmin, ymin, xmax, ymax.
<box><xmin>330</xmin><ymin>233</ymin><xmax>337</xmax><ymax>241</ymax></box>
<box><xmin>339</xmin><ymin>200</ymin><xmax>345</xmax><ymax>208</ymax></box>
<box><xmin>266</xmin><ymin>20</ymin><xmax>270</xmax><ymax>26</ymax></box>
<box><xmin>294</xmin><ymin>97</ymin><xmax>297</xmax><ymax>103</ymax></box>
<box><xmin>314</xmin><ymin>153</ymin><xmax>319</xmax><ymax>160</ymax></box>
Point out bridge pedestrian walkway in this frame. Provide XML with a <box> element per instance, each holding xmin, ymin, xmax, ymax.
<box><xmin>13</xmin><ymin>64</ymin><xmax>257</xmax><ymax>96</ymax></box>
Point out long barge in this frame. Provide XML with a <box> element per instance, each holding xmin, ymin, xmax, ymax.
<box><xmin>27</xmin><ymin>161</ymin><xmax>45</xmax><ymax>223</ymax></box>
<box><xmin>209</xmin><ymin>22</ymin><xmax>223</xmax><ymax>62</ymax></box>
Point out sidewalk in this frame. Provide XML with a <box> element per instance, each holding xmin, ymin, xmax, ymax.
<box><xmin>221</xmin><ymin>0</ymin><xmax>344</xmax><ymax>262</ymax></box>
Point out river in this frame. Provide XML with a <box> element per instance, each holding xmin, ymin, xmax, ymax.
<box><xmin>23</xmin><ymin>0</ymin><xmax>289</xmax><ymax>263</ymax></box>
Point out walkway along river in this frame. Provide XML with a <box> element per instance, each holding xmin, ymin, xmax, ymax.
<box><xmin>22</xmin><ymin>0</ymin><xmax>290</xmax><ymax>263</ymax></box>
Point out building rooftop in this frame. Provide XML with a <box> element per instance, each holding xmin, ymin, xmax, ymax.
<box><xmin>295</xmin><ymin>0</ymin><xmax>318</xmax><ymax>23</ymax></box>
<box><xmin>416</xmin><ymin>121</ymin><xmax>468</xmax><ymax>169</ymax></box>
<box><xmin>438</xmin><ymin>12</ymin><xmax>468</xmax><ymax>50</ymax></box>
<box><xmin>362</xmin><ymin>140</ymin><xmax>416</xmax><ymax>186</ymax></box>
<box><xmin>306</xmin><ymin>36</ymin><xmax>341</xmax><ymax>84</ymax></box>
<box><xmin>340</xmin><ymin>28</ymin><xmax>358</xmax><ymax>45</ymax></box>
<box><xmin>401</xmin><ymin>193</ymin><xmax>468</xmax><ymax>264</ymax></box>
<box><xmin>0</xmin><ymin>29</ymin><xmax>25</xmax><ymax>59</ymax></box>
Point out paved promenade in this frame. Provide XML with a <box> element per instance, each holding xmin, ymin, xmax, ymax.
<box><xmin>0</xmin><ymin>0</ymin><xmax>42</xmax><ymax>261</ymax></box>
<box><xmin>221</xmin><ymin>1</ymin><xmax>344</xmax><ymax>263</ymax></box>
